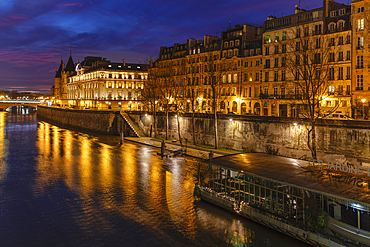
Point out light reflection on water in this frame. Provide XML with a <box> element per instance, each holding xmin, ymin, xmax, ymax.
<box><xmin>0</xmin><ymin>112</ymin><xmax>308</xmax><ymax>247</ymax></box>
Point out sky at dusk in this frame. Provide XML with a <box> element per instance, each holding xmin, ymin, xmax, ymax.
<box><xmin>0</xmin><ymin>0</ymin><xmax>349</xmax><ymax>94</ymax></box>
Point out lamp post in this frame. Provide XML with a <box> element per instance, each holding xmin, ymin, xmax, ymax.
<box><xmin>361</xmin><ymin>98</ymin><xmax>366</xmax><ymax>119</ymax></box>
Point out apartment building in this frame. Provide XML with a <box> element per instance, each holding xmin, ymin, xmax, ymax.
<box><xmin>352</xmin><ymin>0</ymin><xmax>370</xmax><ymax>118</ymax></box>
<box><xmin>262</xmin><ymin>0</ymin><xmax>352</xmax><ymax>117</ymax></box>
<box><xmin>151</xmin><ymin>24</ymin><xmax>262</xmax><ymax>115</ymax></box>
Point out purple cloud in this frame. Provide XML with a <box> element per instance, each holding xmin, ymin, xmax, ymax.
<box><xmin>0</xmin><ymin>0</ymin><xmax>349</xmax><ymax>93</ymax></box>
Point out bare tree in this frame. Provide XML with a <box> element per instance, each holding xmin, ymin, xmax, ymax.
<box><xmin>285</xmin><ymin>27</ymin><xmax>341</xmax><ymax>158</ymax></box>
<box><xmin>157</xmin><ymin>63</ymin><xmax>176</xmax><ymax>140</ymax></box>
<box><xmin>183</xmin><ymin>58</ymin><xmax>202</xmax><ymax>145</ymax></box>
<box><xmin>143</xmin><ymin>61</ymin><xmax>161</xmax><ymax>138</ymax></box>
<box><xmin>204</xmin><ymin>52</ymin><xmax>226</xmax><ymax>149</ymax></box>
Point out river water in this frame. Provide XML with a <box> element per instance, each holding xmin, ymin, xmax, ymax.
<box><xmin>0</xmin><ymin>112</ymin><xmax>308</xmax><ymax>247</ymax></box>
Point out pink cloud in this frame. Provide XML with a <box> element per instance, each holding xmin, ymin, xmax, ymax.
<box><xmin>0</xmin><ymin>15</ymin><xmax>30</xmax><ymax>27</ymax></box>
<box><xmin>56</xmin><ymin>3</ymin><xmax>83</xmax><ymax>7</ymax></box>
<box><xmin>0</xmin><ymin>49</ymin><xmax>61</xmax><ymax>68</ymax></box>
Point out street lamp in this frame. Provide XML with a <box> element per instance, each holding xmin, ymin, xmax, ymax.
<box><xmin>361</xmin><ymin>98</ymin><xmax>366</xmax><ymax>119</ymax></box>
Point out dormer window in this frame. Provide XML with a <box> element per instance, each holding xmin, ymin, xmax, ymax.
<box><xmin>230</xmin><ymin>41</ymin><xmax>234</xmax><ymax>47</ymax></box>
<box><xmin>225</xmin><ymin>42</ymin><xmax>228</xmax><ymax>48</ymax></box>
<box><xmin>357</xmin><ymin>6</ymin><xmax>364</xmax><ymax>13</ymax></box>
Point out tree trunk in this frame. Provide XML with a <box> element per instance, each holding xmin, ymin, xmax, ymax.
<box><xmin>154</xmin><ymin>104</ymin><xmax>157</xmax><ymax>138</ymax></box>
<box><xmin>166</xmin><ymin>110</ymin><xmax>169</xmax><ymax>140</ymax></box>
<box><xmin>177</xmin><ymin>116</ymin><xmax>182</xmax><ymax>147</ymax></box>
<box><xmin>311</xmin><ymin>122</ymin><xmax>317</xmax><ymax>159</ymax></box>
<box><xmin>214</xmin><ymin>109</ymin><xmax>218</xmax><ymax>149</ymax></box>
<box><xmin>192</xmin><ymin>111</ymin><xmax>196</xmax><ymax>145</ymax></box>
<box><xmin>307</xmin><ymin>121</ymin><xmax>317</xmax><ymax>159</ymax></box>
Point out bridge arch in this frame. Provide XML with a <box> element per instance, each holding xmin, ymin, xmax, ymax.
<box><xmin>0</xmin><ymin>100</ymin><xmax>40</xmax><ymax>112</ymax></box>
<box><xmin>5</xmin><ymin>105</ymin><xmax>37</xmax><ymax>113</ymax></box>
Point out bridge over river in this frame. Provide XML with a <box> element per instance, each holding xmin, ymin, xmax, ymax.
<box><xmin>0</xmin><ymin>100</ymin><xmax>41</xmax><ymax>111</ymax></box>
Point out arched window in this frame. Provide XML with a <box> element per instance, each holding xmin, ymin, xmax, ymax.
<box><xmin>232</xmin><ymin>101</ymin><xmax>237</xmax><ymax>112</ymax></box>
<box><xmin>338</xmin><ymin>20</ymin><xmax>345</xmax><ymax>31</ymax></box>
<box><xmin>241</xmin><ymin>102</ymin><xmax>247</xmax><ymax>114</ymax></box>
<box><xmin>329</xmin><ymin>23</ymin><xmax>335</xmax><ymax>32</ymax></box>
<box><xmin>254</xmin><ymin>102</ymin><xmax>261</xmax><ymax>115</ymax></box>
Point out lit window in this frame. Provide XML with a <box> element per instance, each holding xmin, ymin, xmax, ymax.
<box><xmin>358</xmin><ymin>19</ymin><xmax>364</xmax><ymax>31</ymax></box>
<box><xmin>265</xmin><ymin>35</ymin><xmax>271</xmax><ymax>44</ymax></box>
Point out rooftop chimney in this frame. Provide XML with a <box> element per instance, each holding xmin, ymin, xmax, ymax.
<box><xmin>123</xmin><ymin>59</ymin><xmax>126</xmax><ymax>66</ymax></box>
<box><xmin>295</xmin><ymin>5</ymin><xmax>300</xmax><ymax>14</ymax></box>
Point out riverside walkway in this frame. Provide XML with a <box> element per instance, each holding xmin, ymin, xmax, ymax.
<box><xmin>123</xmin><ymin>137</ymin><xmax>241</xmax><ymax>159</ymax></box>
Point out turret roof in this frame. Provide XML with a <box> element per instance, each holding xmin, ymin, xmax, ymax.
<box><xmin>55</xmin><ymin>60</ymin><xmax>63</xmax><ymax>78</ymax></box>
<box><xmin>65</xmin><ymin>55</ymin><xmax>75</xmax><ymax>72</ymax></box>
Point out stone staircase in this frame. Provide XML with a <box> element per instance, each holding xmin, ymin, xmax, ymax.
<box><xmin>120</xmin><ymin>111</ymin><xmax>145</xmax><ymax>137</ymax></box>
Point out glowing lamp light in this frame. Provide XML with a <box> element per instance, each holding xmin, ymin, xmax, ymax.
<box><xmin>145</xmin><ymin>114</ymin><xmax>148</xmax><ymax>117</ymax></box>
<box><xmin>229</xmin><ymin>119</ymin><xmax>233</xmax><ymax>122</ymax></box>
<box><xmin>293</xmin><ymin>122</ymin><xmax>297</xmax><ymax>126</ymax></box>
<box><xmin>361</xmin><ymin>98</ymin><xmax>366</xmax><ymax>103</ymax></box>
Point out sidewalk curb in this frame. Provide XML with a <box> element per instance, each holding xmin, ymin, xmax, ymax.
<box><xmin>123</xmin><ymin>137</ymin><xmax>240</xmax><ymax>159</ymax></box>
<box><xmin>148</xmin><ymin>138</ymin><xmax>241</xmax><ymax>155</ymax></box>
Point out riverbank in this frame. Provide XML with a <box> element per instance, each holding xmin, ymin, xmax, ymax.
<box><xmin>123</xmin><ymin>136</ymin><xmax>241</xmax><ymax>160</ymax></box>
<box><xmin>37</xmin><ymin>106</ymin><xmax>370</xmax><ymax>167</ymax></box>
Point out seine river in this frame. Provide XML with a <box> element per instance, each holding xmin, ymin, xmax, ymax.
<box><xmin>0</xmin><ymin>112</ymin><xmax>308</xmax><ymax>247</ymax></box>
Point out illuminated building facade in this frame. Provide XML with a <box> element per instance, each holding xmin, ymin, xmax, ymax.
<box><xmin>351</xmin><ymin>0</ymin><xmax>370</xmax><ymax>118</ymax></box>
<box><xmin>151</xmin><ymin>24</ymin><xmax>263</xmax><ymax>115</ymax></box>
<box><xmin>54</xmin><ymin>56</ymin><xmax>148</xmax><ymax>110</ymax></box>
<box><xmin>262</xmin><ymin>1</ymin><xmax>352</xmax><ymax>117</ymax></box>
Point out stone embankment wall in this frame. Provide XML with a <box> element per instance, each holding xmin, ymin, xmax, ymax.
<box><xmin>37</xmin><ymin>106</ymin><xmax>125</xmax><ymax>135</ymax></box>
<box><xmin>130</xmin><ymin>112</ymin><xmax>370</xmax><ymax>166</ymax></box>
<box><xmin>37</xmin><ymin>107</ymin><xmax>370</xmax><ymax>165</ymax></box>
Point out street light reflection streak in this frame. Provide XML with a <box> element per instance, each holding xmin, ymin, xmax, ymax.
<box><xmin>165</xmin><ymin>160</ymin><xmax>198</xmax><ymax>238</ymax></box>
<box><xmin>100</xmin><ymin>144</ymin><xmax>113</xmax><ymax>189</ymax></box>
<box><xmin>63</xmin><ymin>130</ymin><xmax>74</xmax><ymax>190</ymax></box>
<box><xmin>80</xmin><ymin>135</ymin><xmax>93</xmax><ymax>195</ymax></box>
<box><xmin>121</xmin><ymin>144</ymin><xmax>138</xmax><ymax>203</ymax></box>
<box><xmin>0</xmin><ymin>113</ymin><xmax>7</xmax><ymax>181</ymax></box>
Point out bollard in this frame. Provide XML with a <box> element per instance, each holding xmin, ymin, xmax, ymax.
<box><xmin>209</xmin><ymin>151</ymin><xmax>214</xmax><ymax>160</ymax></box>
<box><xmin>120</xmin><ymin>132</ymin><xmax>124</xmax><ymax>144</ymax></box>
<box><xmin>161</xmin><ymin>140</ymin><xmax>165</xmax><ymax>157</ymax></box>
